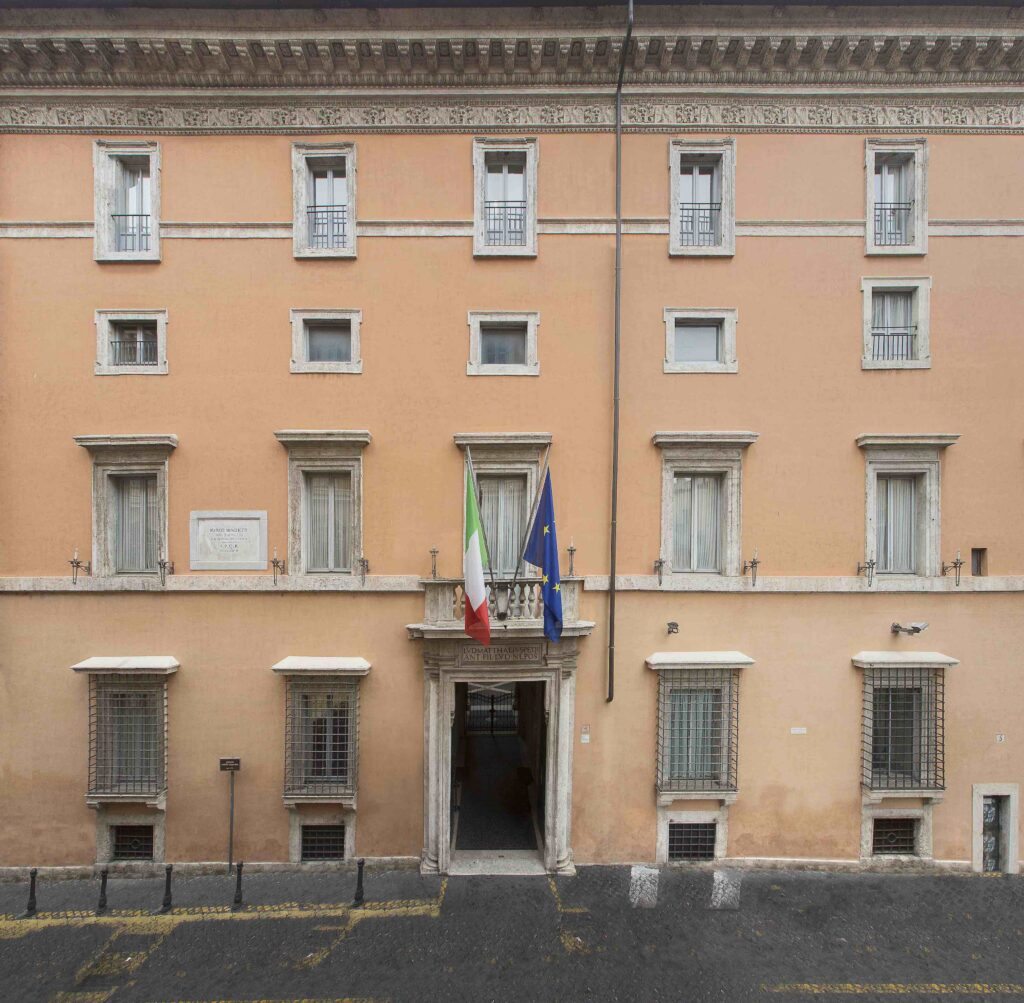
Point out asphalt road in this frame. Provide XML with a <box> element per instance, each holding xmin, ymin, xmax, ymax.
<box><xmin>1</xmin><ymin>865</ymin><xmax>1022</xmax><ymax>1002</ymax></box>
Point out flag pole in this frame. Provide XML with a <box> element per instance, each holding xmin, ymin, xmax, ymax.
<box><xmin>465</xmin><ymin>447</ymin><xmax>498</xmax><ymax>596</ymax></box>
<box><xmin>509</xmin><ymin>444</ymin><xmax>551</xmax><ymax>594</ymax></box>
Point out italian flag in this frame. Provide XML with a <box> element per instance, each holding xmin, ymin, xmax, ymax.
<box><xmin>463</xmin><ymin>465</ymin><xmax>491</xmax><ymax>645</ymax></box>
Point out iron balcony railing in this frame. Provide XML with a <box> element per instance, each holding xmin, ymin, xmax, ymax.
<box><xmin>871</xmin><ymin>325</ymin><xmax>918</xmax><ymax>361</ymax></box>
<box><xmin>307</xmin><ymin>204</ymin><xmax>348</xmax><ymax>249</ymax></box>
<box><xmin>679</xmin><ymin>202</ymin><xmax>722</xmax><ymax>246</ymax></box>
<box><xmin>484</xmin><ymin>200</ymin><xmax>527</xmax><ymax>246</ymax></box>
<box><xmin>112</xmin><ymin>214</ymin><xmax>151</xmax><ymax>253</ymax></box>
<box><xmin>110</xmin><ymin>339</ymin><xmax>158</xmax><ymax>366</ymax></box>
<box><xmin>874</xmin><ymin>202</ymin><xmax>914</xmax><ymax>246</ymax></box>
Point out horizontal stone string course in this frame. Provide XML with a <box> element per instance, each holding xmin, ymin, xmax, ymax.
<box><xmin>1</xmin><ymin>96</ymin><xmax>1023</xmax><ymax>133</ymax></box>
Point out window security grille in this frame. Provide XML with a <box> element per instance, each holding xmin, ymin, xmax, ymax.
<box><xmin>110</xmin><ymin>322</ymin><xmax>158</xmax><ymax>366</ymax></box>
<box><xmin>862</xmin><ymin>667</ymin><xmax>943</xmax><ymax>792</ymax></box>
<box><xmin>285</xmin><ymin>679</ymin><xmax>358</xmax><ymax>798</ymax></box>
<box><xmin>872</xmin><ymin>817</ymin><xmax>918</xmax><ymax>855</ymax></box>
<box><xmin>89</xmin><ymin>675</ymin><xmax>166</xmax><ymax>797</ymax></box>
<box><xmin>668</xmin><ymin>822</ymin><xmax>717</xmax><ymax>861</ymax></box>
<box><xmin>300</xmin><ymin>824</ymin><xmax>347</xmax><ymax>861</ymax></box>
<box><xmin>657</xmin><ymin>668</ymin><xmax>738</xmax><ymax>794</ymax></box>
<box><xmin>484</xmin><ymin>153</ymin><xmax>527</xmax><ymax>246</ymax></box>
<box><xmin>113</xmin><ymin>475</ymin><xmax>160</xmax><ymax>573</ymax></box>
<box><xmin>112</xmin><ymin>824</ymin><xmax>155</xmax><ymax>860</ymax></box>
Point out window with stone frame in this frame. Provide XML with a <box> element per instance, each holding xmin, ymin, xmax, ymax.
<box><xmin>292</xmin><ymin>144</ymin><xmax>357</xmax><ymax>259</ymax></box>
<box><xmin>94</xmin><ymin>141</ymin><xmax>161</xmax><ymax>262</ymax></box>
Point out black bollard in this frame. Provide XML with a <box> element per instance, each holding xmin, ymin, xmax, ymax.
<box><xmin>96</xmin><ymin>867</ymin><xmax>108</xmax><ymax>915</ymax></box>
<box><xmin>231</xmin><ymin>861</ymin><xmax>244</xmax><ymax>912</ymax></box>
<box><xmin>352</xmin><ymin>858</ymin><xmax>365</xmax><ymax>907</ymax></box>
<box><xmin>20</xmin><ymin>868</ymin><xmax>37</xmax><ymax>919</ymax></box>
<box><xmin>156</xmin><ymin>864</ymin><xmax>173</xmax><ymax>914</ymax></box>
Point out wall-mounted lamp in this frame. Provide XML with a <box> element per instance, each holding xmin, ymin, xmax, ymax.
<box><xmin>69</xmin><ymin>547</ymin><xmax>91</xmax><ymax>585</ymax></box>
<box><xmin>892</xmin><ymin>621</ymin><xmax>929</xmax><ymax>635</ymax></box>
<box><xmin>743</xmin><ymin>547</ymin><xmax>760</xmax><ymax>587</ymax></box>
<box><xmin>654</xmin><ymin>557</ymin><xmax>665</xmax><ymax>586</ymax></box>
<box><xmin>157</xmin><ymin>554</ymin><xmax>174</xmax><ymax>587</ymax></box>
<box><xmin>271</xmin><ymin>548</ymin><xmax>286</xmax><ymax>587</ymax></box>
<box><xmin>667</xmin><ymin>621</ymin><xmax>679</xmax><ymax>635</ymax></box>
<box><xmin>857</xmin><ymin>559</ymin><xmax>876</xmax><ymax>587</ymax></box>
<box><xmin>941</xmin><ymin>550</ymin><xmax>964</xmax><ymax>587</ymax></box>
<box><xmin>358</xmin><ymin>556</ymin><xmax>369</xmax><ymax>585</ymax></box>
<box><xmin>429</xmin><ymin>548</ymin><xmax>439</xmax><ymax>580</ymax></box>
<box><xmin>567</xmin><ymin>540</ymin><xmax>576</xmax><ymax>578</ymax></box>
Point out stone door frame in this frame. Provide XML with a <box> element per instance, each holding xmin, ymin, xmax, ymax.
<box><xmin>421</xmin><ymin>637</ymin><xmax>578</xmax><ymax>875</ymax></box>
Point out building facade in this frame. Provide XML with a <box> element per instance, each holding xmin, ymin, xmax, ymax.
<box><xmin>0</xmin><ymin>0</ymin><xmax>1022</xmax><ymax>876</ymax></box>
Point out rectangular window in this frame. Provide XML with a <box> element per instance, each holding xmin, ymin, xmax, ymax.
<box><xmin>307</xmin><ymin>157</ymin><xmax>349</xmax><ymax>250</ymax></box>
<box><xmin>478</xmin><ymin>474</ymin><xmax>527</xmax><ymax>576</ymax></box>
<box><xmin>304</xmin><ymin>472</ymin><xmax>353</xmax><ymax>573</ymax></box>
<box><xmin>301</xmin><ymin>824</ymin><xmax>347</xmax><ymax>861</ymax></box>
<box><xmin>668</xmin><ymin>822</ymin><xmax>717</xmax><ymax>861</ymax></box>
<box><xmin>971</xmin><ymin>548</ymin><xmax>987</xmax><ymax>576</ymax></box>
<box><xmin>657</xmin><ymin>667</ymin><xmax>738</xmax><ymax>794</ymax></box>
<box><xmin>89</xmin><ymin>675</ymin><xmax>165</xmax><ymax>796</ymax></box>
<box><xmin>285</xmin><ymin>679</ymin><xmax>358</xmax><ymax>797</ymax></box>
<box><xmin>871</xmin><ymin>290</ymin><xmax>916</xmax><ymax>362</ymax></box>
<box><xmin>873</xmin><ymin>155</ymin><xmax>914</xmax><ymax>247</ymax></box>
<box><xmin>876</xmin><ymin>474</ymin><xmax>917</xmax><ymax>573</ymax></box>
<box><xmin>110</xmin><ymin>321</ymin><xmax>159</xmax><ymax>367</ymax></box>
<box><xmin>672</xmin><ymin>474</ymin><xmax>722</xmax><ymax>572</ymax></box>
<box><xmin>112</xmin><ymin>824</ymin><xmax>155</xmax><ymax>860</ymax></box>
<box><xmin>678</xmin><ymin>156</ymin><xmax>722</xmax><ymax>248</ymax></box>
<box><xmin>480</xmin><ymin>323</ymin><xmax>527</xmax><ymax>366</ymax></box>
<box><xmin>114</xmin><ymin>158</ymin><xmax>152</xmax><ymax>253</ymax></box>
<box><xmin>863</xmin><ymin>667</ymin><xmax>943</xmax><ymax>792</ymax></box>
<box><xmin>484</xmin><ymin>152</ymin><xmax>527</xmax><ymax>247</ymax></box>
<box><xmin>113</xmin><ymin>475</ymin><xmax>160</xmax><ymax>573</ymax></box>
<box><xmin>674</xmin><ymin>321</ymin><xmax>722</xmax><ymax>364</ymax></box>
<box><xmin>306</xmin><ymin>321</ymin><xmax>352</xmax><ymax>364</ymax></box>
<box><xmin>872</xmin><ymin>817</ymin><xmax>918</xmax><ymax>855</ymax></box>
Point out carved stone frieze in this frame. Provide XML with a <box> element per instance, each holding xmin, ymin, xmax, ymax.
<box><xmin>2</xmin><ymin>93</ymin><xmax>1024</xmax><ymax>134</ymax></box>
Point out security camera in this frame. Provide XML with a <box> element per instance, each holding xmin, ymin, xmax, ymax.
<box><xmin>909</xmin><ymin>622</ymin><xmax>929</xmax><ymax>633</ymax></box>
<box><xmin>891</xmin><ymin>621</ymin><xmax>930</xmax><ymax>635</ymax></box>
<box><xmin>667</xmin><ymin>621</ymin><xmax>679</xmax><ymax>635</ymax></box>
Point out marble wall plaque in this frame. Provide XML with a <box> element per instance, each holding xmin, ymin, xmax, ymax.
<box><xmin>189</xmin><ymin>511</ymin><xmax>267</xmax><ymax>571</ymax></box>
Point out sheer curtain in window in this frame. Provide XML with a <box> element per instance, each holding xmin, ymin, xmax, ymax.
<box><xmin>478</xmin><ymin>474</ymin><xmax>527</xmax><ymax>576</ymax></box>
<box><xmin>877</xmin><ymin>475</ymin><xmax>916</xmax><ymax>572</ymax></box>
<box><xmin>98</xmin><ymin>687</ymin><xmax>159</xmax><ymax>790</ymax></box>
<box><xmin>672</xmin><ymin>474</ymin><xmax>721</xmax><ymax>572</ymax></box>
<box><xmin>301</xmin><ymin>691</ymin><xmax>351</xmax><ymax>782</ymax></box>
<box><xmin>872</xmin><ymin>291</ymin><xmax>913</xmax><ymax>332</ymax></box>
<box><xmin>114</xmin><ymin>476</ymin><xmax>159</xmax><ymax>573</ymax></box>
<box><xmin>306</xmin><ymin>472</ymin><xmax>352</xmax><ymax>572</ymax></box>
<box><xmin>667</xmin><ymin>688</ymin><xmax>721</xmax><ymax>782</ymax></box>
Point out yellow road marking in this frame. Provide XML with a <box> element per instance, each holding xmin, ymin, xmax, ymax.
<box><xmin>764</xmin><ymin>985</ymin><xmax>1024</xmax><ymax>995</ymax></box>
<box><xmin>546</xmin><ymin>877</ymin><xmax>587</xmax><ymax>915</ymax></box>
<box><xmin>49</xmin><ymin>993</ymin><xmax>116</xmax><ymax>1002</ymax></box>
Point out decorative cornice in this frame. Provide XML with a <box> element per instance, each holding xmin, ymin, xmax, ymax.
<box><xmin>74</xmin><ymin>433</ymin><xmax>178</xmax><ymax>453</ymax></box>
<box><xmin>4</xmin><ymin>92</ymin><xmax>1024</xmax><ymax>135</ymax></box>
<box><xmin>1</xmin><ymin>29</ymin><xmax>1024</xmax><ymax>90</ymax></box>
<box><xmin>653</xmin><ymin>431</ymin><xmax>759</xmax><ymax>449</ymax></box>
<box><xmin>856</xmin><ymin>433</ymin><xmax>960</xmax><ymax>449</ymax></box>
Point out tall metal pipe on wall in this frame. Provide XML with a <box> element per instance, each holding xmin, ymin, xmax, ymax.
<box><xmin>608</xmin><ymin>0</ymin><xmax>634</xmax><ymax>703</ymax></box>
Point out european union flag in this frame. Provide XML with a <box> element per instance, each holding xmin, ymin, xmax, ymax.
<box><xmin>523</xmin><ymin>470</ymin><xmax>562</xmax><ymax>642</ymax></box>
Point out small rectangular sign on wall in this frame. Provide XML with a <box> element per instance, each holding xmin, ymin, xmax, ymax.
<box><xmin>219</xmin><ymin>758</ymin><xmax>241</xmax><ymax>772</ymax></box>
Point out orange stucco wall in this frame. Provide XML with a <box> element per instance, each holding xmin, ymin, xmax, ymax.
<box><xmin>1</xmin><ymin>129</ymin><xmax>1022</xmax><ymax>868</ymax></box>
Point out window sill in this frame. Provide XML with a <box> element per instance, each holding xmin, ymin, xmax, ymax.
<box><xmin>94</xmin><ymin>250</ymin><xmax>161</xmax><ymax>263</ymax></box>
<box><xmin>862</xmin><ymin>358</ymin><xmax>931</xmax><ymax>370</ymax></box>
<box><xmin>95</xmin><ymin>364</ymin><xmax>169</xmax><ymax>376</ymax></box>
<box><xmin>473</xmin><ymin>245</ymin><xmax>537</xmax><ymax>258</ymax></box>
<box><xmin>863</xmin><ymin>788</ymin><xmax>944</xmax><ymax>805</ymax></box>
<box><xmin>293</xmin><ymin>246</ymin><xmax>356</xmax><ymax>259</ymax></box>
<box><xmin>466</xmin><ymin>362</ymin><xmax>540</xmax><ymax>377</ymax></box>
<box><xmin>290</xmin><ymin>360</ymin><xmax>363</xmax><ymax>374</ymax></box>
<box><xmin>87</xmin><ymin>792</ymin><xmax>166</xmax><ymax>810</ymax></box>
<box><xmin>658</xmin><ymin>790</ymin><xmax>738</xmax><ymax>806</ymax></box>
<box><xmin>669</xmin><ymin>245</ymin><xmax>734</xmax><ymax>258</ymax></box>
<box><xmin>865</xmin><ymin>244</ymin><xmax>927</xmax><ymax>257</ymax></box>
<box><xmin>283</xmin><ymin>794</ymin><xmax>356</xmax><ymax>809</ymax></box>
<box><xmin>664</xmin><ymin>361</ymin><xmax>738</xmax><ymax>374</ymax></box>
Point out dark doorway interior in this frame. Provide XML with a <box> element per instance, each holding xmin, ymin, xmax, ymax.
<box><xmin>451</xmin><ymin>681</ymin><xmax>547</xmax><ymax>852</ymax></box>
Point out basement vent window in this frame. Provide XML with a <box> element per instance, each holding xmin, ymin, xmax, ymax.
<box><xmin>872</xmin><ymin>817</ymin><xmax>918</xmax><ymax>856</ymax></box>
<box><xmin>112</xmin><ymin>824</ymin><xmax>155</xmax><ymax>861</ymax></box>
<box><xmin>667</xmin><ymin>822</ymin><xmax>717</xmax><ymax>861</ymax></box>
<box><xmin>300</xmin><ymin>824</ymin><xmax>347</xmax><ymax>861</ymax></box>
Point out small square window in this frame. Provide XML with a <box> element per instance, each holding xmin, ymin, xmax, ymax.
<box><xmin>307</xmin><ymin>323</ymin><xmax>352</xmax><ymax>364</ymax></box>
<box><xmin>111</xmin><ymin>321</ymin><xmax>158</xmax><ymax>367</ymax></box>
<box><xmin>290</xmin><ymin>310</ymin><xmax>362</xmax><ymax>373</ymax></box>
<box><xmin>663</xmin><ymin>309</ymin><xmax>737</xmax><ymax>373</ymax></box>
<box><xmin>112</xmin><ymin>824</ymin><xmax>155</xmax><ymax>860</ymax></box>
<box><xmin>95</xmin><ymin>310</ymin><xmax>168</xmax><ymax>375</ymax></box>
<box><xmin>860</xmin><ymin>278</ymin><xmax>931</xmax><ymax>370</ymax></box>
<box><xmin>467</xmin><ymin>312</ymin><xmax>539</xmax><ymax>376</ymax></box>
<box><xmin>480</xmin><ymin>323</ymin><xmax>527</xmax><ymax>366</ymax></box>
<box><xmin>872</xmin><ymin>817</ymin><xmax>918</xmax><ymax>855</ymax></box>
